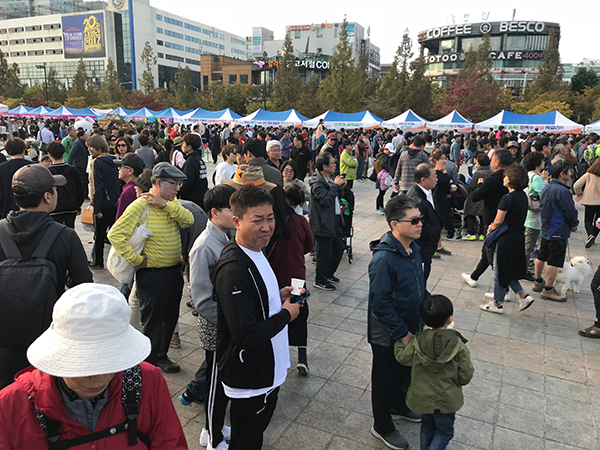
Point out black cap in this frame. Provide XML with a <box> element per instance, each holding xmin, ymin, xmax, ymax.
<box><xmin>12</xmin><ymin>163</ymin><xmax>66</xmax><ymax>196</ymax></box>
<box><xmin>113</xmin><ymin>153</ymin><xmax>145</xmax><ymax>175</ymax></box>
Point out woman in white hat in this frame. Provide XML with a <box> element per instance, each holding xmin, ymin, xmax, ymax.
<box><xmin>0</xmin><ymin>283</ymin><xmax>188</xmax><ymax>450</ymax></box>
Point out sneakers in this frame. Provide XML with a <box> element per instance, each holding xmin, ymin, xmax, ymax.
<box><xmin>200</xmin><ymin>426</ymin><xmax>232</xmax><ymax>447</ymax></box>
<box><xmin>436</xmin><ymin>246</ymin><xmax>452</xmax><ymax>255</ymax></box>
<box><xmin>376</xmin><ymin>209</ymin><xmax>385</xmax><ymax>215</ymax></box>
<box><xmin>478</xmin><ymin>235</ymin><xmax>485</xmax><ymax>241</ymax></box>
<box><xmin>327</xmin><ymin>276</ymin><xmax>340</xmax><ymax>283</ymax></box>
<box><xmin>532</xmin><ymin>280</ymin><xmax>544</xmax><ymax>292</ymax></box>
<box><xmin>179</xmin><ymin>389</ymin><xmax>204</xmax><ymax>406</ymax></box>
<box><xmin>208</xmin><ymin>441</ymin><xmax>229</xmax><ymax>450</ymax></box>
<box><xmin>297</xmin><ymin>359</ymin><xmax>309</xmax><ymax>376</ymax></box>
<box><xmin>461</xmin><ymin>273</ymin><xmax>477</xmax><ymax>288</ymax></box>
<box><xmin>371</xmin><ymin>426</ymin><xmax>409</xmax><ymax>450</ymax></box>
<box><xmin>313</xmin><ymin>281</ymin><xmax>336</xmax><ymax>291</ymax></box>
<box><xmin>519</xmin><ymin>295</ymin><xmax>535</xmax><ymax>312</ymax></box>
<box><xmin>479</xmin><ymin>302</ymin><xmax>504</xmax><ymax>314</ymax></box>
<box><xmin>586</xmin><ymin>235</ymin><xmax>596</xmax><ymax>249</ymax></box>
<box><xmin>156</xmin><ymin>356</ymin><xmax>180</xmax><ymax>373</ymax></box>
<box><xmin>391</xmin><ymin>410</ymin><xmax>422</xmax><ymax>423</ymax></box>
<box><xmin>446</xmin><ymin>235</ymin><xmax>461</xmax><ymax>241</ymax></box>
<box><xmin>432</xmin><ymin>253</ymin><xmax>441</xmax><ymax>259</ymax></box>
<box><xmin>462</xmin><ymin>234</ymin><xmax>477</xmax><ymax>241</ymax></box>
<box><xmin>170</xmin><ymin>332</ymin><xmax>181</xmax><ymax>349</ymax></box>
<box><xmin>484</xmin><ymin>292</ymin><xmax>511</xmax><ymax>302</ymax></box>
<box><xmin>541</xmin><ymin>287</ymin><xmax>567</xmax><ymax>302</ymax></box>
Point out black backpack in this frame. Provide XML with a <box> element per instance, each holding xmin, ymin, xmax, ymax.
<box><xmin>35</xmin><ymin>365</ymin><xmax>149</xmax><ymax>450</ymax></box>
<box><xmin>0</xmin><ymin>221</ymin><xmax>63</xmax><ymax>349</ymax></box>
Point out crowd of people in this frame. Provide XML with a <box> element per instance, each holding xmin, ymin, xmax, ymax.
<box><xmin>0</xmin><ymin>113</ymin><xmax>599</xmax><ymax>450</ymax></box>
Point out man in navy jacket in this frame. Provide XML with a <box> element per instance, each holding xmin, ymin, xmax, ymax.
<box><xmin>368</xmin><ymin>195</ymin><xmax>429</xmax><ymax>450</ymax></box>
<box><xmin>533</xmin><ymin>160</ymin><xmax>579</xmax><ymax>301</ymax></box>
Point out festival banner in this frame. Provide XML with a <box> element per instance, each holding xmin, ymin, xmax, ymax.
<box><xmin>62</xmin><ymin>13</ymin><xmax>106</xmax><ymax>59</ymax></box>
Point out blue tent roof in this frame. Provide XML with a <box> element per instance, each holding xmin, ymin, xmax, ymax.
<box><xmin>111</xmin><ymin>107</ymin><xmax>138</xmax><ymax>116</ymax></box>
<box><xmin>304</xmin><ymin>110</ymin><xmax>383</xmax><ymax>129</ymax></box>
<box><xmin>237</xmin><ymin>109</ymin><xmax>309</xmax><ymax>125</ymax></box>
<box><xmin>475</xmin><ymin>110</ymin><xmax>583</xmax><ymax>132</ymax></box>
<box><xmin>8</xmin><ymin>105</ymin><xmax>32</xmax><ymax>116</ymax></box>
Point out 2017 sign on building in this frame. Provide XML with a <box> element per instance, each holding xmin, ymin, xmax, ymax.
<box><xmin>62</xmin><ymin>13</ymin><xmax>106</xmax><ymax>59</ymax></box>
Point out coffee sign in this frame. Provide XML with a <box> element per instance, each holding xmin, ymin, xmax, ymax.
<box><xmin>421</xmin><ymin>21</ymin><xmax>551</xmax><ymax>41</ymax></box>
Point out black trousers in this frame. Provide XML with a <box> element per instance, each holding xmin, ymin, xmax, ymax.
<box><xmin>592</xmin><ymin>265</ymin><xmax>600</xmax><ymax>328</ymax></box>
<box><xmin>288</xmin><ymin>301</ymin><xmax>309</xmax><ymax>347</ymax></box>
<box><xmin>315</xmin><ymin>233</ymin><xmax>345</xmax><ymax>284</ymax></box>
<box><xmin>376</xmin><ymin>187</ymin><xmax>387</xmax><ymax>210</ymax></box>
<box><xmin>52</xmin><ymin>212</ymin><xmax>77</xmax><ymax>229</ymax></box>
<box><xmin>371</xmin><ymin>343</ymin><xmax>412</xmax><ymax>436</ymax></box>
<box><xmin>92</xmin><ymin>207</ymin><xmax>116</xmax><ymax>266</ymax></box>
<box><xmin>471</xmin><ymin>244</ymin><xmax>491</xmax><ymax>281</ymax></box>
<box><xmin>204</xmin><ymin>350</ymin><xmax>229</xmax><ymax>446</ymax></box>
<box><xmin>0</xmin><ymin>347</ymin><xmax>29</xmax><ymax>390</ymax></box>
<box><xmin>584</xmin><ymin>205</ymin><xmax>600</xmax><ymax>238</ymax></box>
<box><xmin>229</xmin><ymin>387</ymin><xmax>279</xmax><ymax>450</ymax></box>
<box><xmin>76</xmin><ymin>167</ymin><xmax>89</xmax><ymax>199</ymax></box>
<box><xmin>136</xmin><ymin>265</ymin><xmax>184</xmax><ymax>364</ymax></box>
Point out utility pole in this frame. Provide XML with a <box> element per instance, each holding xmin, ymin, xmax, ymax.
<box><xmin>36</xmin><ymin>63</ymin><xmax>49</xmax><ymax>106</ymax></box>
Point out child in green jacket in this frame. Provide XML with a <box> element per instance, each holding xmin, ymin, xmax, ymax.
<box><xmin>394</xmin><ymin>295</ymin><xmax>474</xmax><ymax>450</ymax></box>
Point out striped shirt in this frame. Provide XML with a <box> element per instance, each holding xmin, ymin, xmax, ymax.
<box><xmin>108</xmin><ymin>194</ymin><xmax>194</xmax><ymax>268</ymax></box>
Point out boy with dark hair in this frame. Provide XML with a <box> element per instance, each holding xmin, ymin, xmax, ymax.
<box><xmin>395</xmin><ymin>295</ymin><xmax>474</xmax><ymax>450</ymax></box>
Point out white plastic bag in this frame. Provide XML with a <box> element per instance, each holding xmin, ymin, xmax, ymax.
<box><xmin>107</xmin><ymin>207</ymin><xmax>152</xmax><ymax>284</ymax></box>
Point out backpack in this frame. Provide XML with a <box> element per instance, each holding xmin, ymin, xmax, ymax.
<box><xmin>35</xmin><ymin>365</ymin><xmax>149</xmax><ymax>450</ymax></box>
<box><xmin>0</xmin><ymin>221</ymin><xmax>64</xmax><ymax>349</ymax></box>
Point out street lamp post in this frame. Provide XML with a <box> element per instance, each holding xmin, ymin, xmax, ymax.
<box><xmin>36</xmin><ymin>64</ymin><xmax>49</xmax><ymax>106</ymax></box>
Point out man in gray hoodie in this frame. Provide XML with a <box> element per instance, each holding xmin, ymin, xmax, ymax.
<box><xmin>181</xmin><ymin>184</ymin><xmax>236</xmax><ymax>450</ymax></box>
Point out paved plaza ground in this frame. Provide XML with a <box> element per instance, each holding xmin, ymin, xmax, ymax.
<box><xmin>84</xmin><ymin>161</ymin><xmax>600</xmax><ymax>450</ymax></box>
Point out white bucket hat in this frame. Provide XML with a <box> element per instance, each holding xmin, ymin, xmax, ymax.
<box><xmin>27</xmin><ymin>283</ymin><xmax>151</xmax><ymax>378</ymax></box>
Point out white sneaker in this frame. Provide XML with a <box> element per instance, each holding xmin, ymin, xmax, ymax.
<box><xmin>484</xmin><ymin>292</ymin><xmax>511</xmax><ymax>302</ymax></box>
<box><xmin>461</xmin><ymin>273</ymin><xmax>477</xmax><ymax>288</ymax></box>
<box><xmin>519</xmin><ymin>295</ymin><xmax>535</xmax><ymax>312</ymax></box>
<box><xmin>200</xmin><ymin>427</ymin><xmax>231</xmax><ymax>447</ymax></box>
<box><xmin>479</xmin><ymin>301</ymin><xmax>504</xmax><ymax>314</ymax></box>
<box><xmin>208</xmin><ymin>441</ymin><xmax>229</xmax><ymax>450</ymax></box>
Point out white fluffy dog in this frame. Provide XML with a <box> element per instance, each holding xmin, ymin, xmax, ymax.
<box><xmin>555</xmin><ymin>256</ymin><xmax>592</xmax><ymax>296</ymax></box>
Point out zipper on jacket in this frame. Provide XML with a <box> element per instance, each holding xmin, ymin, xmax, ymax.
<box><xmin>247</xmin><ymin>267</ymin><xmax>267</xmax><ymax>320</ymax></box>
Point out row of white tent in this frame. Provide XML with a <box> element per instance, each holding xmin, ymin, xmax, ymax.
<box><xmin>3</xmin><ymin>102</ymin><xmax>598</xmax><ymax>133</ymax></box>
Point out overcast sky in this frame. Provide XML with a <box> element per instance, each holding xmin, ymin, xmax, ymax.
<box><xmin>151</xmin><ymin>0</ymin><xmax>592</xmax><ymax>65</ymax></box>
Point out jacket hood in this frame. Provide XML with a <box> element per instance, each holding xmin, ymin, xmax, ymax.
<box><xmin>5</xmin><ymin>210</ymin><xmax>54</xmax><ymax>246</ymax></box>
<box><xmin>413</xmin><ymin>329</ymin><xmax>467</xmax><ymax>373</ymax></box>
<box><xmin>408</xmin><ymin>147</ymin><xmax>421</xmax><ymax>158</ymax></box>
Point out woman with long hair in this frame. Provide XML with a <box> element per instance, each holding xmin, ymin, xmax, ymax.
<box><xmin>114</xmin><ymin>136</ymin><xmax>132</xmax><ymax>160</ymax></box>
<box><xmin>574</xmin><ymin>157</ymin><xmax>600</xmax><ymax>248</ymax></box>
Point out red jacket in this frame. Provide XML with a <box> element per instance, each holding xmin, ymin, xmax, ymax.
<box><xmin>0</xmin><ymin>362</ymin><xmax>188</xmax><ymax>450</ymax></box>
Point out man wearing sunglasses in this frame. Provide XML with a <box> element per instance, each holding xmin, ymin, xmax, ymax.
<box><xmin>368</xmin><ymin>195</ymin><xmax>429</xmax><ymax>450</ymax></box>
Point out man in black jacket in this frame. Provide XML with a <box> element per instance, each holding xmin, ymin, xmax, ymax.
<box><xmin>243</xmin><ymin>138</ymin><xmax>284</xmax><ymax>186</ymax></box>
<box><xmin>67</xmin><ymin>128</ymin><xmax>90</xmax><ymax>199</ymax></box>
<box><xmin>310</xmin><ymin>152</ymin><xmax>347</xmax><ymax>291</ymax></box>
<box><xmin>461</xmin><ymin>149</ymin><xmax>511</xmax><ymax>287</ymax></box>
<box><xmin>0</xmin><ymin>138</ymin><xmax>34</xmax><ymax>218</ymax></box>
<box><xmin>406</xmin><ymin>163</ymin><xmax>440</xmax><ymax>285</ymax></box>
<box><xmin>0</xmin><ymin>164</ymin><xmax>92</xmax><ymax>388</ymax></box>
<box><xmin>179</xmin><ymin>133</ymin><xmax>208</xmax><ymax>209</ymax></box>
<box><xmin>210</xmin><ymin>185</ymin><xmax>300</xmax><ymax>450</ymax></box>
<box><xmin>47</xmin><ymin>141</ymin><xmax>84</xmax><ymax>228</ymax></box>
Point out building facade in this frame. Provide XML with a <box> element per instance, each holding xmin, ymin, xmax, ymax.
<box><xmin>0</xmin><ymin>0</ymin><xmax>248</xmax><ymax>92</ymax></box>
<box><xmin>562</xmin><ymin>58</ymin><xmax>600</xmax><ymax>84</ymax></box>
<box><xmin>418</xmin><ymin>20</ymin><xmax>560</xmax><ymax>89</ymax></box>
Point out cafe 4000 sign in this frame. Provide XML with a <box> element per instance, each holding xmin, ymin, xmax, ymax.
<box><xmin>424</xmin><ymin>51</ymin><xmax>544</xmax><ymax>64</ymax></box>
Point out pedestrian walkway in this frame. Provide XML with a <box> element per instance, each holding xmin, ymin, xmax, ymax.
<box><xmin>80</xmin><ymin>168</ymin><xmax>600</xmax><ymax>450</ymax></box>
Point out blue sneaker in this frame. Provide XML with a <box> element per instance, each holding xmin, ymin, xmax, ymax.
<box><xmin>436</xmin><ymin>247</ymin><xmax>452</xmax><ymax>255</ymax></box>
<box><xmin>432</xmin><ymin>254</ymin><xmax>441</xmax><ymax>259</ymax></box>
<box><xmin>179</xmin><ymin>390</ymin><xmax>203</xmax><ymax>406</ymax></box>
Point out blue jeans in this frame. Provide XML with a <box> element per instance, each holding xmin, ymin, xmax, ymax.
<box><xmin>420</xmin><ymin>411</ymin><xmax>455</xmax><ymax>450</ymax></box>
<box><xmin>356</xmin><ymin>156</ymin><xmax>365</xmax><ymax>180</ymax></box>
<box><xmin>493</xmin><ymin>250</ymin><xmax>523</xmax><ymax>304</ymax></box>
<box><xmin>186</xmin><ymin>359</ymin><xmax>208</xmax><ymax>400</ymax></box>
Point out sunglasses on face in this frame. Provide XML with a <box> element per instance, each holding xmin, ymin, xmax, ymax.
<box><xmin>116</xmin><ymin>143</ymin><xmax>127</xmax><ymax>148</ymax></box>
<box><xmin>395</xmin><ymin>215</ymin><xmax>424</xmax><ymax>225</ymax></box>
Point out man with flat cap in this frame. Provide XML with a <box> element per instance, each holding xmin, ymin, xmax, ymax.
<box><xmin>109</xmin><ymin>162</ymin><xmax>194</xmax><ymax>374</ymax></box>
<box><xmin>0</xmin><ymin>164</ymin><xmax>93</xmax><ymax>389</ymax></box>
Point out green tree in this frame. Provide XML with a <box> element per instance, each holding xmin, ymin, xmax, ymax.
<box><xmin>171</xmin><ymin>65</ymin><xmax>196</xmax><ymax>110</ymax></box>
<box><xmin>271</xmin><ymin>32</ymin><xmax>302</xmax><ymax>111</ymax></box>
<box><xmin>405</xmin><ymin>58</ymin><xmax>433</xmax><ymax>119</ymax></box>
<box><xmin>46</xmin><ymin>66</ymin><xmax>67</xmax><ymax>104</ymax></box>
<box><xmin>461</xmin><ymin>45</ymin><xmax>477</xmax><ymax>70</ymax></box>
<box><xmin>476</xmin><ymin>33</ymin><xmax>493</xmax><ymax>70</ymax></box>
<box><xmin>570</xmin><ymin>67</ymin><xmax>599</xmax><ymax>93</ymax></box>
<box><xmin>295</xmin><ymin>73</ymin><xmax>323</xmax><ymax>118</ymax></box>
<box><xmin>99</xmin><ymin>58</ymin><xmax>124</xmax><ymax>104</ymax></box>
<box><xmin>70</xmin><ymin>59</ymin><xmax>89</xmax><ymax>98</ymax></box>
<box><xmin>5</xmin><ymin>62</ymin><xmax>25</xmax><ymax>99</ymax></box>
<box><xmin>396</xmin><ymin>29</ymin><xmax>413</xmax><ymax>91</ymax></box>
<box><xmin>139</xmin><ymin>41</ymin><xmax>156</xmax><ymax>95</ymax></box>
<box><xmin>0</xmin><ymin>50</ymin><xmax>10</xmax><ymax>98</ymax></box>
<box><xmin>525</xmin><ymin>29</ymin><xmax>566</xmax><ymax>100</ymax></box>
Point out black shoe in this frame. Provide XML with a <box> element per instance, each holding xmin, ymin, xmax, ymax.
<box><xmin>156</xmin><ymin>356</ymin><xmax>180</xmax><ymax>373</ymax></box>
<box><xmin>371</xmin><ymin>426</ymin><xmax>408</xmax><ymax>450</ymax></box>
<box><xmin>313</xmin><ymin>281</ymin><xmax>336</xmax><ymax>291</ymax></box>
<box><xmin>586</xmin><ymin>235</ymin><xmax>596</xmax><ymax>249</ymax></box>
<box><xmin>88</xmin><ymin>261</ymin><xmax>104</xmax><ymax>269</ymax></box>
<box><xmin>186</xmin><ymin>301</ymin><xmax>193</xmax><ymax>308</ymax></box>
<box><xmin>327</xmin><ymin>276</ymin><xmax>340</xmax><ymax>283</ymax></box>
<box><xmin>391</xmin><ymin>409</ymin><xmax>422</xmax><ymax>423</ymax></box>
<box><xmin>192</xmin><ymin>309</ymin><xmax>198</xmax><ymax>316</ymax></box>
<box><xmin>297</xmin><ymin>359</ymin><xmax>309</xmax><ymax>376</ymax></box>
<box><xmin>178</xmin><ymin>389</ymin><xmax>203</xmax><ymax>406</ymax></box>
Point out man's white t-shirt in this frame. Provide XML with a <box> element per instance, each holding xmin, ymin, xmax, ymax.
<box><xmin>222</xmin><ymin>246</ymin><xmax>290</xmax><ymax>399</ymax></box>
<box><xmin>214</xmin><ymin>162</ymin><xmax>237</xmax><ymax>185</ymax></box>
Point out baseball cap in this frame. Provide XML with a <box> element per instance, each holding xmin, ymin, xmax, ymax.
<box><xmin>173</xmin><ymin>136</ymin><xmax>183</xmax><ymax>148</ymax></box>
<box><xmin>12</xmin><ymin>164</ymin><xmax>66</xmax><ymax>196</ymax></box>
<box><xmin>113</xmin><ymin>153</ymin><xmax>145</xmax><ymax>175</ymax></box>
<box><xmin>507</xmin><ymin>141</ymin><xmax>519</xmax><ymax>149</ymax></box>
<box><xmin>327</xmin><ymin>133</ymin><xmax>336</xmax><ymax>139</ymax></box>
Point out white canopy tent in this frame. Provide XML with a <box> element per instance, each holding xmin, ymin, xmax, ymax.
<box><xmin>475</xmin><ymin>110</ymin><xmax>583</xmax><ymax>134</ymax></box>
<box><xmin>427</xmin><ymin>110</ymin><xmax>473</xmax><ymax>132</ymax></box>
<box><xmin>382</xmin><ymin>109</ymin><xmax>427</xmax><ymax>130</ymax></box>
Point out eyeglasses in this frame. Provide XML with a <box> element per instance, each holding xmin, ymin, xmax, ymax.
<box><xmin>161</xmin><ymin>179</ymin><xmax>183</xmax><ymax>188</ymax></box>
<box><xmin>395</xmin><ymin>215</ymin><xmax>424</xmax><ymax>225</ymax></box>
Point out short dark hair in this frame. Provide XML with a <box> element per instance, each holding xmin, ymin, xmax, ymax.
<box><xmin>551</xmin><ymin>159</ymin><xmax>573</xmax><ymax>180</ymax></box>
<box><xmin>384</xmin><ymin>195</ymin><xmax>419</xmax><ymax>227</ymax></box>
<box><xmin>284</xmin><ymin>183</ymin><xmax>305</xmax><ymax>207</ymax></box>
<box><xmin>439</xmin><ymin>143</ymin><xmax>450</xmax><ymax>156</ymax></box>
<box><xmin>522</xmin><ymin>151</ymin><xmax>544</xmax><ymax>171</ymax></box>
<box><xmin>503</xmin><ymin>163</ymin><xmax>528</xmax><ymax>190</ymax></box>
<box><xmin>534</xmin><ymin>137</ymin><xmax>550</xmax><ymax>152</ymax></box>
<box><xmin>420</xmin><ymin>295</ymin><xmax>453</xmax><ymax>328</ymax></box>
<box><xmin>476</xmin><ymin>152</ymin><xmax>490</xmax><ymax>166</ymax></box>
<box><xmin>230</xmin><ymin>185</ymin><xmax>273</xmax><ymax>219</ymax></box>
<box><xmin>280</xmin><ymin>160</ymin><xmax>298</xmax><ymax>178</ymax></box>
<box><xmin>138</xmin><ymin>134</ymin><xmax>149</xmax><ymax>146</ymax></box>
<box><xmin>47</xmin><ymin>142</ymin><xmax>66</xmax><ymax>160</ymax></box>
<box><xmin>499</xmin><ymin>136</ymin><xmax>509</xmax><ymax>148</ymax></box>
<box><xmin>13</xmin><ymin>185</ymin><xmax>55</xmax><ymax>209</ymax></box>
<box><xmin>5</xmin><ymin>138</ymin><xmax>27</xmax><ymax>156</ymax></box>
<box><xmin>183</xmin><ymin>132</ymin><xmax>202</xmax><ymax>152</ymax></box>
<box><xmin>412</xmin><ymin>136</ymin><xmax>426</xmax><ymax>148</ymax></box>
<box><xmin>204</xmin><ymin>184</ymin><xmax>236</xmax><ymax>219</ymax></box>
<box><xmin>414</xmin><ymin>163</ymin><xmax>433</xmax><ymax>183</ymax></box>
<box><xmin>316</xmin><ymin>152</ymin><xmax>332</xmax><ymax>172</ymax></box>
<box><xmin>493</xmin><ymin>149</ymin><xmax>513</xmax><ymax>168</ymax></box>
<box><xmin>243</xmin><ymin>138</ymin><xmax>265</xmax><ymax>158</ymax></box>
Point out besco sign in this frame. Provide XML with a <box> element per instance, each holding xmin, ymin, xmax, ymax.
<box><xmin>498</xmin><ymin>21</ymin><xmax>545</xmax><ymax>33</ymax></box>
<box><xmin>422</xmin><ymin>21</ymin><xmax>549</xmax><ymax>40</ymax></box>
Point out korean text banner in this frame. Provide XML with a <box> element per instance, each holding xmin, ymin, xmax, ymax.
<box><xmin>62</xmin><ymin>13</ymin><xmax>106</xmax><ymax>59</ymax></box>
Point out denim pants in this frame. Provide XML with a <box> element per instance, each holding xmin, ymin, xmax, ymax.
<box><xmin>356</xmin><ymin>156</ymin><xmax>365</xmax><ymax>180</ymax></box>
<box><xmin>493</xmin><ymin>250</ymin><xmax>523</xmax><ymax>304</ymax></box>
<box><xmin>420</xmin><ymin>411</ymin><xmax>455</xmax><ymax>450</ymax></box>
